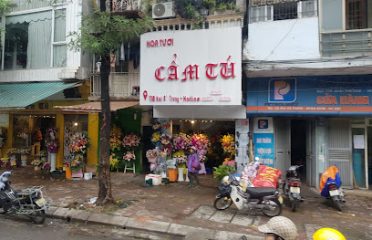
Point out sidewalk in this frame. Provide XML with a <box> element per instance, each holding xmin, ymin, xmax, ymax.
<box><xmin>9</xmin><ymin>167</ymin><xmax>263</xmax><ymax>239</ymax></box>
<box><xmin>6</xmin><ymin>167</ymin><xmax>372</xmax><ymax>239</ymax></box>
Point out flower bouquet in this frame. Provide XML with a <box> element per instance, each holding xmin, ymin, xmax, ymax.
<box><xmin>110</xmin><ymin>126</ymin><xmax>122</xmax><ymax>151</ymax></box>
<box><xmin>172</xmin><ymin>133</ymin><xmax>190</xmax><ymax>150</ymax></box>
<box><xmin>122</xmin><ymin>133</ymin><xmax>141</xmax><ymax>149</ymax></box>
<box><xmin>146</xmin><ymin>149</ymin><xmax>158</xmax><ymax>171</ymax></box>
<box><xmin>172</xmin><ymin>150</ymin><xmax>187</xmax><ymax>167</ymax></box>
<box><xmin>123</xmin><ymin>151</ymin><xmax>136</xmax><ymax>162</ymax></box>
<box><xmin>151</xmin><ymin>132</ymin><xmax>161</xmax><ymax>145</ymax></box>
<box><xmin>68</xmin><ymin>132</ymin><xmax>89</xmax><ymax>155</ymax></box>
<box><xmin>46</xmin><ymin>128</ymin><xmax>58</xmax><ymax>153</ymax></box>
<box><xmin>220</xmin><ymin>134</ymin><xmax>235</xmax><ymax>155</ymax></box>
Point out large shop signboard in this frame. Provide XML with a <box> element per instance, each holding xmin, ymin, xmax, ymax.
<box><xmin>246</xmin><ymin>76</ymin><xmax>372</xmax><ymax>115</ymax></box>
<box><xmin>140</xmin><ymin>27</ymin><xmax>242</xmax><ymax>106</ymax></box>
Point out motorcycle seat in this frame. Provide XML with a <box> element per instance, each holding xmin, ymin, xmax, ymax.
<box><xmin>246</xmin><ymin>187</ymin><xmax>277</xmax><ymax>198</ymax></box>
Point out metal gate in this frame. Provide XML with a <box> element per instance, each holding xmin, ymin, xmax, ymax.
<box><xmin>274</xmin><ymin>119</ymin><xmax>291</xmax><ymax>174</ymax></box>
<box><xmin>328</xmin><ymin>119</ymin><xmax>353</xmax><ymax>188</ymax></box>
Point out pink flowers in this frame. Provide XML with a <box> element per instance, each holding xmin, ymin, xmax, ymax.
<box><xmin>172</xmin><ymin>133</ymin><xmax>190</xmax><ymax>150</ymax></box>
<box><xmin>123</xmin><ymin>151</ymin><xmax>136</xmax><ymax>161</ymax></box>
<box><xmin>68</xmin><ymin>132</ymin><xmax>89</xmax><ymax>155</ymax></box>
<box><xmin>46</xmin><ymin>128</ymin><xmax>58</xmax><ymax>153</ymax></box>
<box><xmin>122</xmin><ymin>133</ymin><xmax>141</xmax><ymax>148</ymax></box>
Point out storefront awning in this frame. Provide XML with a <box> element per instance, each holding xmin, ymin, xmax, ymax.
<box><xmin>153</xmin><ymin>105</ymin><xmax>246</xmax><ymax>119</ymax></box>
<box><xmin>55</xmin><ymin>101</ymin><xmax>138</xmax><ymax>112</ymax></box>
<box><xmin>0</xmin><ymin>82</ymin><xmax>79</xmax><ymax>110</ymax></box>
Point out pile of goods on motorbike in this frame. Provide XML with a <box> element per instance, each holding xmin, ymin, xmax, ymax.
<box><xmin>320</xmin><ymin>165</ymin><xmax>345</xmax><ymax>211</ymax></box>
<box><xmin>213</xmin><ymin>160</ymin><xmax>283</xmax><ymax>217</ymax></box>
<box><xmin>0</xmin><ymin>171</ymin><xmax>47</xmax><ymax>224</ymax></box>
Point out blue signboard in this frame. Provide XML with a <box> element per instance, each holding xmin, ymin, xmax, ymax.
<box><xmin>253</xmin><ymin>133</ymin><xmax>275</xmax><ymax>167</ymax></box>
<box><xmin>247</xmin><ymin>75</ymin><xmax>372</xmax><ymax>115</ymax></box>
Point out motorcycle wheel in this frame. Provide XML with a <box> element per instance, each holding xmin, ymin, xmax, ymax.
<box><xmin>214</xmin><ymin>196</ymin><xmax>232</xmax><ymax>210</ymax></box>
<box><xmin>332</xmin><ymin>197</ymin><xmax>342</xmax><ymax>212</ymax></box>
<box><xmin>262</xmin><ymin>199</ymin><xmax>282</xmax><ymax>217</ymax></box>
<box><xmin>30</xmin><ymin>210</ymin><xmax>46</xmax><ymax>224</ymax></box>
<box><xmin>291</xmin><ymin>200</ymin><xmax>298</xmax><ymax>212</ymax></box>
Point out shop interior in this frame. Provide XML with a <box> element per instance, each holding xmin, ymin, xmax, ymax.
<box><xmin>13</xmin><ymin>114</ymin><xmax>56</xmax><ymax>151</ymax></box>
<box><xmin>172</xmin><ymin>120</ymin><xmax>235</xmax><ymax>169</ymax></box>
<box><xmin>290</xmin><ymin>119</ymin><xmax>307</xmax><ymax>181</ymax></box>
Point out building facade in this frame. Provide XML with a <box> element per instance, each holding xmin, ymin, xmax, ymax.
<box><xmin>244</xmin><ymin>0</ymin><xmax>372</xmax><ymax>189</ymax></box>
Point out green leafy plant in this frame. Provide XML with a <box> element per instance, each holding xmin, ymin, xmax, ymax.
<box><xmin>213</xmin><ymin>165</ymin><xmax>235</xmax><ymax>181</ymax></box>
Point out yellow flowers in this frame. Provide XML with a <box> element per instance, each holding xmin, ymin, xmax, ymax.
<box><xmin>220</xmin><ymin>134</ymin><xmax>235</xmax><ymax>155</ymax></box>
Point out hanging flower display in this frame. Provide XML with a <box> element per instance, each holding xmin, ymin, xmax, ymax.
<box><xmin>68</xmin><ymin>132</ymin><xmax>89</xmax><ymax>155</ymax></box>
<box><xmin>123</xmin><ymin>151</ymin><xmax>136</xmax><ymax>162</ymax></box>
<box><xmin>122</xmin><ymin>133</ymin><xmax>141</xmax><ymax>149</ymax></box>
<box><xmin>220</xmin><ymin>134</ymin><xmax>235</xmax><ymax>155</ymax></box>
<box><xmin>46</xmin><ymin>128</ymin><xmax>58</xmax><ymax>153</ymax></box>
<box><xmin>172</xmin><ymin>133</ymin><xmax>190</xmax><ymax>150</ymax></box>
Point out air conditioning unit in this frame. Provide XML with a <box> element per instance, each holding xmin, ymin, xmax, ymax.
<box><xmin>152</xmin><ymin>1</ymin><xmax>176</xmax><ymax>19</ymax></box>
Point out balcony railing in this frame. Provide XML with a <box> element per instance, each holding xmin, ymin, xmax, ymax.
<box><xmin>112</xmin><ymin>0</ymin><xmax>141</xmax><ymax>12</ymax></box>
<box><xmin>90</xmin><ymin>72</ymin><xmax>139</xmax><ymax>99</ymax></box>
<box><xmin>321</xmin><ymin>29</ymin><xmax>372</xmax><ymax>57</ymax></box>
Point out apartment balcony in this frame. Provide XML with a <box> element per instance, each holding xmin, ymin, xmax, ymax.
<box><xmin>321</xmin><ymin>29</ymin><xmax>372</xmax><ymax>57</ymax></box>
<box><xmin>90</xmin><ymin>72</ymin><xmax>140</xmax><ymax>100</ymax></box>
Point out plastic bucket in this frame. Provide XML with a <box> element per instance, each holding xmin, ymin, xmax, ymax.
<box><xmin>65</xmin><ymin>167</ymin><xmax>72</xmax><ymax>180</ymax></box>
<box><xmin>167</xmin><ymin>168</ymin><xmax>178</xmax><ymax>182</ymax></box>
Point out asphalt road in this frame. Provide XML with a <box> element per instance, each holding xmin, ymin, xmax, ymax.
<box><xmin>0</xmin><ymin>215</ymin><xmax>180</xmax><ymax>240</ymax></box>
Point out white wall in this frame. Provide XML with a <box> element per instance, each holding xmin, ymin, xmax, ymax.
<box><xmin>244</xmin><ymin>17</ymin><xmax>320</xmax><ymax>61</ymax></box>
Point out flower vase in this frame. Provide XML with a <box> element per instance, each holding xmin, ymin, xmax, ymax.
<box><xmin>178</xmin><ymin>168</ymin><xmax>185</xmax><ymax>182</ymax></box>
<box><xmin>21</xmin><ymin>154</ymin><xmax>28</xmax><ymax>167</ymax></box>
<box><xmin>185</xmin><ymin>168</ymin><xmax>190</xmax><ymax>182</ymax></box>
<box><xmin>49</xmin><ymin>152</ymin><xmax>56</xmax><ymax>172</ymax></box>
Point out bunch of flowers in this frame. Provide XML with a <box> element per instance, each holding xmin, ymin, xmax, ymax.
<box><xmin>160</xmin><ymin>133</ymin><xmax>171</xmax><ymax>145</ymax></box>
<box><xmin>31</xmin><ymin>158</ymin><xmax>42</xmax><ymax>167</ymax></box>
<box><xmin>46</xmin><ymin>128</ymin><xmax>58</xmax><ymax>153</ymax></box>
<box><xmin>172</xmin><ymin>133</ymin><xmax>190</xmax><ymax>150</ymax></box>
<box><xmin>71</xmin><ymin>154</ymin><xmax>83</xmax><ymax>169</ymax></box>
<box><xmin>172</xmin><ymin>150</ymin><xmax>187</xmax><ymax>165</ymax></box>
<box><xmin>223</xmin><ymin>157</ymin><xmax>236</xmax><ymax>167</ymax></box>
<box><xmin>110</xmin><ymin>126</ymin><xmax>122</xmax><ymax>151</ymax></box>
<box><xmin>123</xmin><ymin>151</ymin><xmax>136</xmax><ymax>162</ymax></box>
<box><xmin>220</xmin><ymin>134</ymin><xmax>235</xmax><ymax>155</ymax></box>
<box><xmin>190</xmin><ymin>133</ymin><xmax>209</xmax><ymax>152</ymax></box>
<box><xmin>69</xmin><ymin>132</ymin><xmax>89</xmax><ymax>155</ymax></box>
<box><xmin>110</xmin><ymin>154</ymin><xmax>120</xmax><ymax>170</ymax></box>
<box><xmin>122</xmin><ymin>133</ymin><xmax>141</xmax><ymax>148</ymax></box>
<box><xmin>151</xmin><ymin>132</ymin><xmax>161</xmax><ymax>144</ymax></box>
<box><xmin>146</xmin><ymin>149</ymin><xmax>158</xmax><ymax>161</ymax></box>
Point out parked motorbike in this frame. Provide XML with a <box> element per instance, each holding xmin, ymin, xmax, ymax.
<box><xmin>214</xmin><ymin>174</ymin><xmax>282</xmax><ymax>217</ymax></box>
<box><xmin>282</xmin><ymin>165</ymin><xmax>303</xmax><ymax>212</ymax></box>
<box><xmin>0</xmin><ymin>171</ymin><xmax>47</xmax><ymax>224</ymax></box>
<box><xmin>320</xmin><ymin>166</ymin><xmax>345</xmax><ymax>211</ymax></box>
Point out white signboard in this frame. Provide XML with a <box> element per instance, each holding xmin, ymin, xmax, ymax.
<box><xmin>140</xmin><ymin>27</ymin><xmax>242</xmax><ymax>105</ymax></box>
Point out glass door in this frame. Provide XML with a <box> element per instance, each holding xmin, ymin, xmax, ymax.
<box><xmin>352</xmin><ymin>127</ymin><xmax>367</xmax><ymax>188</ymax></box>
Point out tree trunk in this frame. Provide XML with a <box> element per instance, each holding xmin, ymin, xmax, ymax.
<box><xmin>97</xmin><ymin>0</ymin><xmax>114</xmax><ymax>206</ymax></box>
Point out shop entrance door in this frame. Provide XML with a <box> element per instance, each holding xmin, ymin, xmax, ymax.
<box><xmin>352</xmin><ymin>127</ymin><xmax>367</xmax><ymax>189</ymax></box>
<box><xmin>306</xmin><ymin>120</ymin><xmax>316</xmax><ymax>187</ymax></box>
<box><xmin>291</xmin><ymin>120</ymin><xmax>307</xmax><ymax>181</ymax></box>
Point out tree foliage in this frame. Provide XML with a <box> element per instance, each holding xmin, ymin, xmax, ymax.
<box><xmin>70</xmin><ymin>11</ymin><xmax>153</xmax><ymax>55</ymax></box>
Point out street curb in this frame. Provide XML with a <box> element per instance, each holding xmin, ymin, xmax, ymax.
<box><xmin>46</xmin><ymin>206</ymin><xmax>264</xmax><ymax>240</ymax></box>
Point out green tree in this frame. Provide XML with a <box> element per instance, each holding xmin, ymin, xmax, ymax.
<box><xmin>71</xmin><ymin>0</ymin><xmax>152</xmax><ymax>205</ymax></box>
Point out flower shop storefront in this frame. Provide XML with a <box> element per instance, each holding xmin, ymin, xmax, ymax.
<box><xmin>139</xmin><ymin>27</ymin><xmax>248</xmax><ymax>183</ymax></box>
